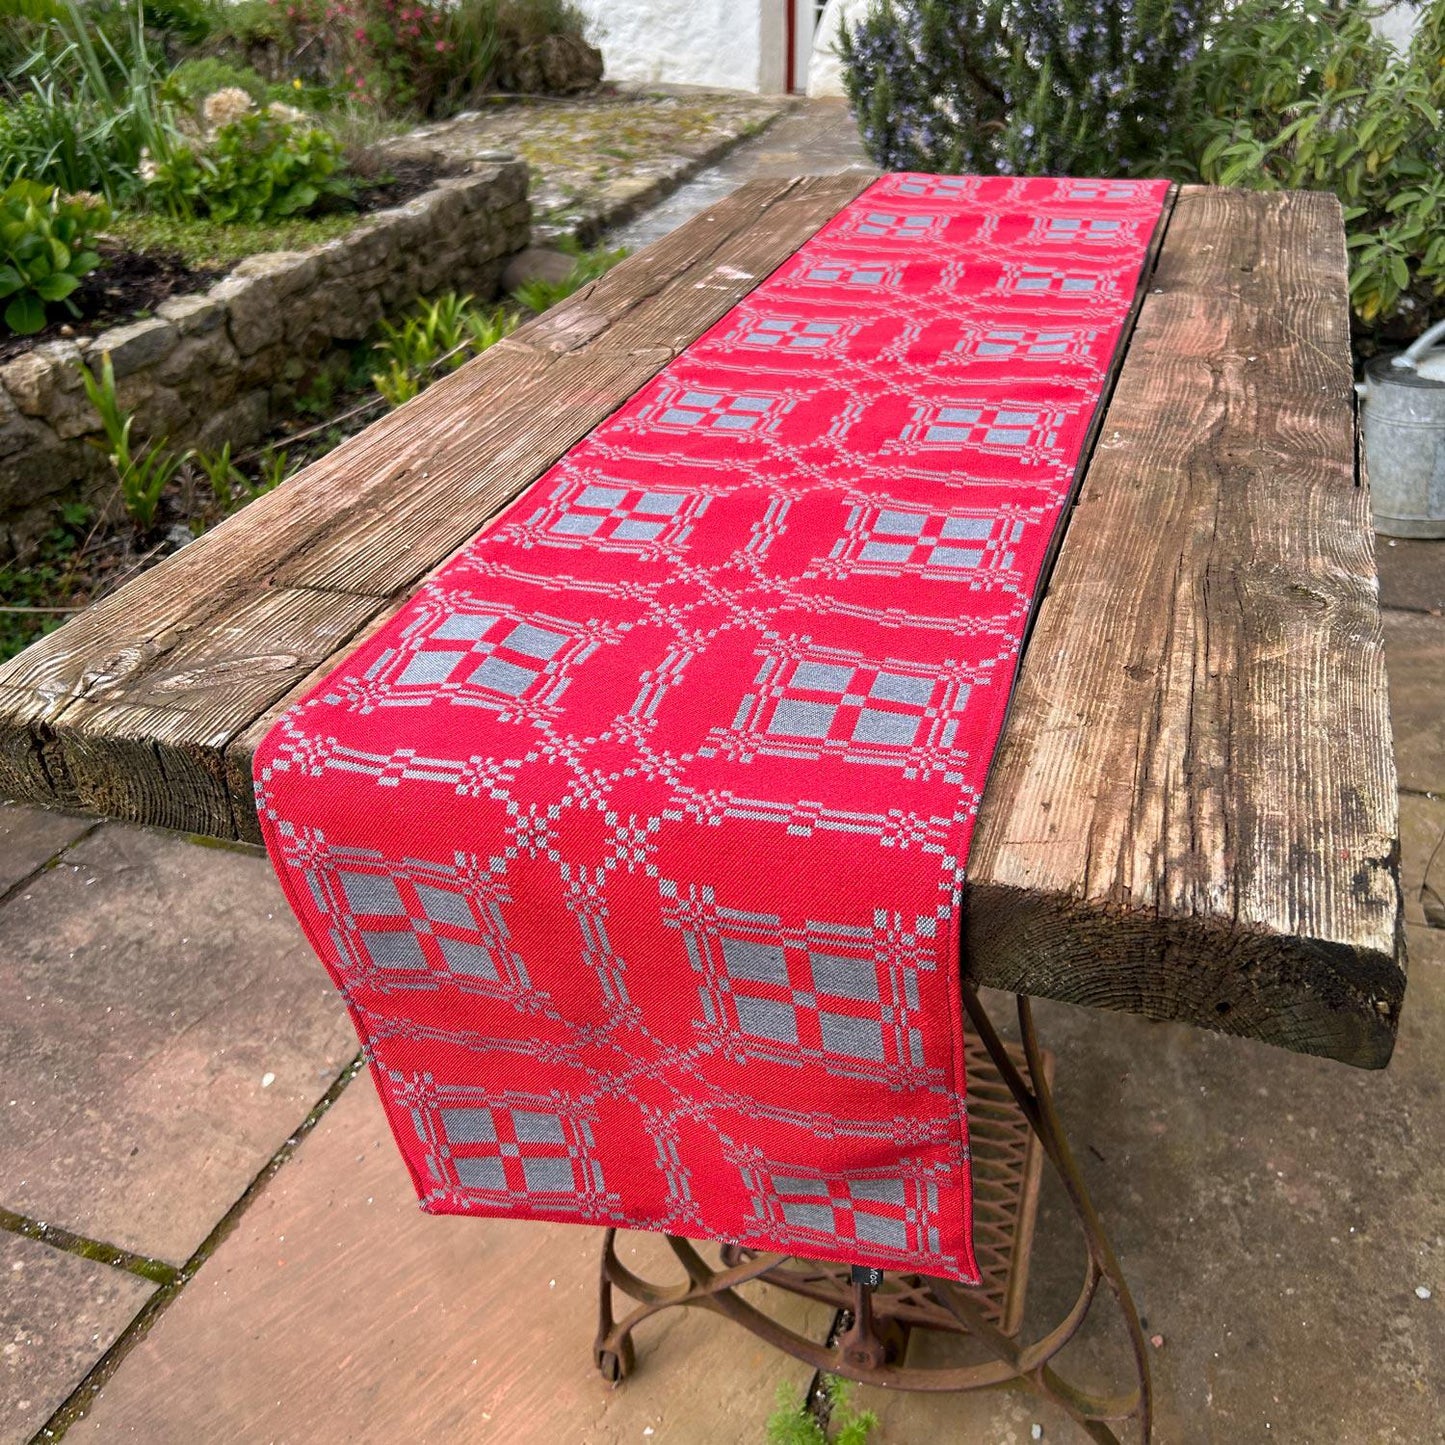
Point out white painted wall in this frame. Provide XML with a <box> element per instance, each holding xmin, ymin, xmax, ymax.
<box><xmin>806</xmin><ymin>0</ymin><xmax>866</xmax><ymax>97</ymax></box>
<box><xmin>1371</xmin><ymin>1</ymin><xmax>1422</xmax><ymax>50</ymax></box>
<box><xmin>574</xmin><ymin>0</ymin><xmax>771</xmax><ymax>92</ymax></box>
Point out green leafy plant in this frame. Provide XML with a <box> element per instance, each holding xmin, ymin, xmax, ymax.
<box><xmin>255</xmin><ymin>445</ymin><xmax>291</xmax><ymax>493</ymax></box>
<box><xmin>192</xmin><ymin>440</ymin><xmax>247</xmax><ymax>508</ymax></box>
<box><xmin>1</xmin><ymin>0</ymin><xmax>185</xmax><ymax>201</ymax></box>
<box><xmin>148</xmin><ymin>109</ymin><xmax>352</xmax><ymax>224</ymax></box>
<box><xmin>0</xmin><ymin>501</ymin><xmax>92</xmax><ymax>663</ymax></box>
<box><xmin>79</xmin><ymin>351</ymin><xmax>189</xmax><ymax>529</ymax></box>
<box><xmin>370</xmin><ymin>291</ymin><xmax>518</xmax><ymax>405</ymax></box>
<box><xmin>510</xmin><ymin>242</ymin><xmax>627</xmax><ymax>314</ymax></box>
<box><xmin>838</xmin><ymin>0</ymin><xmax>1206</xmax><ymax>177</ymax></box>
<box><xmin>1171</xmin><ymin>0</ymin><xmax>1445</xmax><ymax>333</ymax></box>
<box><xmin>765</xmin><ymin>1378</ymin><xmax>878</xmax><ymax>1445</ymax></box>
<box><xmin>0</xmin><ymin>180</ymin><xmax>108</xmax><ymax>334</ymax></box>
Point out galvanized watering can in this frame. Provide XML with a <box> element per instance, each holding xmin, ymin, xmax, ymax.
<box><xmin>1357</xmin><ymin>317</ymin><xmax>1445</xmax><ymax>537</ymax></box>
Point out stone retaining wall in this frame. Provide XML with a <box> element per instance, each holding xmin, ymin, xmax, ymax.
<box><xmin>0</xmin><ymin>157</ymin><xmax>529</xmax><ymax>559</ymax></box>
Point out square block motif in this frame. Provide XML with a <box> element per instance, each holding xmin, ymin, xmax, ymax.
<box><xmin>504</xmin><ymin>473</ymin><xmax>710</xmax><ymax>556</ymax></box>
<box><xmin>355</xmin><ymin>606</ymin><xmax>598</xmax><ymax>715</ymax></box>
<box><xmin>811</xmin><ymin>498</ymin><xmax>1035</xmax><ymax>590</ymax></box>
<box><xmin>897</xmin><ymin>401</ymin><xmax>1072</xmax><ymax>458</ymax></box>
<box><xmin>997</xmin><ymin>263</ymin><xmax>1121</xmax><ymax>299</ymax></box>
<box><xmin>698</xmin><ymin>636</ymin><xmax>980</xmax><ymax>782</ymax></box>
<box><xmin>722</xmin><ymin>313</ymin><xmax>860</xmax><ymax>356</ymax></box>
<box><xmin>1029</xmin><ymin>215</ymin><xmax>1130</xmax><ymax>246</ymax></box>
<box><xmin>397</xmin><ymin>1073</ymin><xmax>621</xmax><ymax>1220</ymax></box>
<box><xmin>791</xmin><ymin>259</ymin><xmax>901</xmax><ymax>291</ymax></box>
<box><xmin>734</xmin><ymin>1151</ymin><xmax>947</xmax><ymax>1262</ymax></box>
<box><xmin>285</xmin><ymin>837</ymin><xmax>535</xmax><ymax>1002</ymax></box>
<box><xmin>1058</xmin><ymin>179</ymin><xmax>1151</xmax><ymax>203</ymax></box>
<box><xmin>891</xmin><ymin>175</ymin><xmax>979</xmax><ymax>201</ymax></box>
<box><xmin>841</xmin><ymin>209</ymin><xmax>949</xmax><ymax>243</ymax></box>
<box><xmin>635</xmin><ymin>383</ymin><xmax>794</xmax><ymax>435</ymax></box>
<box><xmin>952</xmin><ymin>326</ymin><xmax>1101</xmax><ymax>365</ymax></box>
<box><xmin>661</xmin><ymin>882</ymin><xmax>941</xmax><ymax>1089</ymax></box>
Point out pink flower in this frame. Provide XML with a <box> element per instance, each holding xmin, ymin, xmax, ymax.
<box><xmin>354</xmin><ymin>24</ymin><xmax>366</xmax><ymax>38</ymax></box>
<box><xmin>434</xmin><ymin>37</ymin><xmax>447</xmax><ymax>50</ymax></box>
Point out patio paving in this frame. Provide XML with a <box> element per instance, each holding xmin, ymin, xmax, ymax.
<box><xmin>0</xmin><ymin>1234</ymin><xmax>152</xmax><ymax>1445</ymax></box>
<box><xmin>0</xmin><ymin>825</ymin><xmax>357</xmax><ymax>1270</ymax></box>
<box><xmin>2</xmin><ymin>101</ymin><xmax>1443</xmax><ymax>1443</ymax></box>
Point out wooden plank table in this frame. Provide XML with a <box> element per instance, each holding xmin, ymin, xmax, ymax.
<box><xmin>0</xmin><ymin>178</ymin><xmax>1404</xmax><ymax>1069</ymax></box>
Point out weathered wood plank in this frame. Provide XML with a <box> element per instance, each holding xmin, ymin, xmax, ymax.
<box><xmin>963</xmin><ymin>186</ymin><xmax>1403</xmax><ymax>1068</ymax></box>
<box><xmin>0</xmin><ymin>173</ymin><xmax>873</xmax><ymax>834</ymax></box>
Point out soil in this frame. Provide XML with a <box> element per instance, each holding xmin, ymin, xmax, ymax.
<box><xmin>0</xmin><ymin>158</ymin><xmax>454</xmax><ymax>367</ymax></box>
<box><xmin>0</xmin><ymin>243</ymin><xmax>223</xmax><ymax>366</ymax></box>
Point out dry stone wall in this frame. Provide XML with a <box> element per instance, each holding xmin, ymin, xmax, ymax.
<box><xmin>0</xmin><ymin>158</ymin><xmax>529</xmax><ymax>558</ymax></box>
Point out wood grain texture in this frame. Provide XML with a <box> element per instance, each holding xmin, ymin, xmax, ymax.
<box><xmin>0</xmin><ymin>173</ymin><xmax>873</xmax><ymax>838</ymax></box>
<box><xmin>963</xmin><ymin>187</ymin><xmax>1404</xmax><ymax>1068</ymax></box>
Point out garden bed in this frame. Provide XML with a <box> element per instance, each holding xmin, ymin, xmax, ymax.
<box><xmin>0</xmin><ymin>158</ymin><xmax>454</xmax><ymax>367</ymax></box>
<box><xmin>0</xmin><ymin>157</ymin><xmax>530</xmax><ymax>557</ymax></box>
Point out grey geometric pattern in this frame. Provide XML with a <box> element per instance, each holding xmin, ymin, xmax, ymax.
<box><xmin>728</xmin><ymin>314</ymin><xmax>859</xmax><ymax>354</ymax></box>
<box><xmin>398</xmin><ymin>1073</ymin><xmax>620</xmax><ymax>1218</ymax></box>
<box><xmin>952</xmin><ymin>326</ymin><xmax>1100</xmax><ymax>363</ymax></box>
<box><xmin>798</xmin><ymin>262</ymin><xmax>897</xmax><ymax>290</ymax></box>
<box><xmin>816</xmin><ymin>499</ymin><xmax>1036</xmax><ymax>589</ymax></box>
<box><xmin>507</xmin><ymin>474</ymin><xmax>711</xmax><ymax>555</ymax></box>
<box><xmin>847</xmin><ymin>209</ymin><xmax>948</xmax><ymax>242</ymax></box>
<box><xmin>1034</xmin><ymin>215</ymin><xmax>1128</xmax><ymax>244</ymax></box>
<box><xmin>736</xmin><ymin>1151</ymin><xmax>947</xmax><ymax>1259</ymax></box>
<box><xmin>662</xmin><ymin>880</ymin><xmax>940</xmax><ymax>1088</ymax></box>
<box><xmin>701</xmin><ymin>635</ymin><xmax>981</xmax><ymax>783</ymax></box>
<box><xmin>1000</xmin><ymin>263</ymin><xmax>1115</xmax><ymax>297</ymax></box>
<box><xmin>290</xmin><ymin>833</ymin><xmax>536</xmax><ymax>1002</ymax></box>
<box><xmin>893</xmin><ymin>175</ymin><xmax>979</xmax><ymax>200</ymax></box>
<box><xmin>899</xmin><ymin>401</ymin><xmax>1071</xmax><ymax>455</ymax></box>
<box><xmin>637</xmin><ymin>384</ymin><xmax>794</xmax><ymax>435</ymax></box>
<box><xmin>351</xmin><ymin>604</ymin><xmax>600</xmax><ymax>716</ymax></box>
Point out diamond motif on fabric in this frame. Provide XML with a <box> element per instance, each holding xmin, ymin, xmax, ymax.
<box><xmin>506</xmin><ymin>475</ymin><xmax>710</xmax><ymax>555</ymax></box>
<box><xmin>399</xmin><ymin>1075</ymin><xmax>621</xmax><ymax>1219</ymax></box>
<box><xmin>814</xmin><ymin>499</ymin><xmax>1036</xmax><ymax>589</ymax></box>
<box><xmin>356</xmin><ymin>607</ymin><xmax>599</xmax><ymax>715</ymax></box>
<box><xmin>637</xmin><ymin>384</ymin><xmax>794</xmax><ymax>435</ymax></box>
<box><xmin>662</xmin><ymin>882</ymin><xmax>940</xmax><ymax>1088</ymax></box>
<box><xmin>734</xmin><ymin>1151</ymin><xmax>948</xmax><ymax>1261</ymax></box>
<box><xmin>283</xmin><ymin>838</ymin><xmax>537</xmax><ymax>1003</ymax></box>
<box><xmin>702</xmin><ymin>637</ymin><xmax>982</xmax><ymax>782</ymax></box>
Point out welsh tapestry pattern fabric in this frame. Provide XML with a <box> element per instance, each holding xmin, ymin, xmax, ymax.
<box><xmin>257</xmin><ymin>174</ymin><xmax>1170</xmax><ymax>1285</ymax></box>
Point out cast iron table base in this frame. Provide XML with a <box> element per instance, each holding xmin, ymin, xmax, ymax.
<box><xmin>594</xmin><ymin>987</ymin><xmax>1152</xmax><ymax>1443</ymax></box>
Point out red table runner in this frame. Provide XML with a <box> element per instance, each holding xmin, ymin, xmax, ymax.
<box><xmin>257</xmin><ymin>174</ymin><xmax>1169</xmax><ymax>1286</ymax></box>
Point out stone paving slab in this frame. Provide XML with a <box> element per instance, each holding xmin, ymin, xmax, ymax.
<box><xmin>607</xmin><ymin>98</ymin><xmax>872</xmax><ymax>253</ymax></box>
<box><xmin>0</xmin><ymin>802</ymin><xmax>92</xmax><ymax>898</ymax></box>
<box><xmin>846</xmin><ymin>924</ymin><xmax>1445</xmax><ymax>1443</ymax></box>
<box><xmin>0</xmin><ymin>1232</ymin><xmax>153</xmax><ymax>1445</ymax></box>
<box><xmin>1382</xmin><ymin>607</ymin><xmax>1445</xmax><ymax>794</ymax></box>
<box><xmin>387</xmin><ymin>89</ymin><xmax>791</xmax><ymax>245</ymax></box>
<box><xmin>1400</xmin><ymin>790</ymin><xmax>1445</xmax><ymax>929</ymax></box>
<box><xmin>1377</xmin><ymin>537</ymin><xmax>1445</xmax><ymax>616</ymax></box>
<box><xmin>73</xmin><ymin>1071</ymin><xmax>819</xmax><ymax>1443</ymax></box>
<box><xmin>0</xmin><ymin>823</ymin><xmax>357</xmax><ymax>1266</ymax></box>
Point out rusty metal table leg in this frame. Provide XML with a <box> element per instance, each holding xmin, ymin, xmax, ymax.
<box><xmin>593</xmin><ymin>986</ymin><xmax>1152</xmax><ymax>1442</ymax></box>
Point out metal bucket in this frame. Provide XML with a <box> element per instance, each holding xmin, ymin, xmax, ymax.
<box><xmin>1357</xmin><ymin>318</ymin><xmax>1445</xmax><ymax>538</ymax></box>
